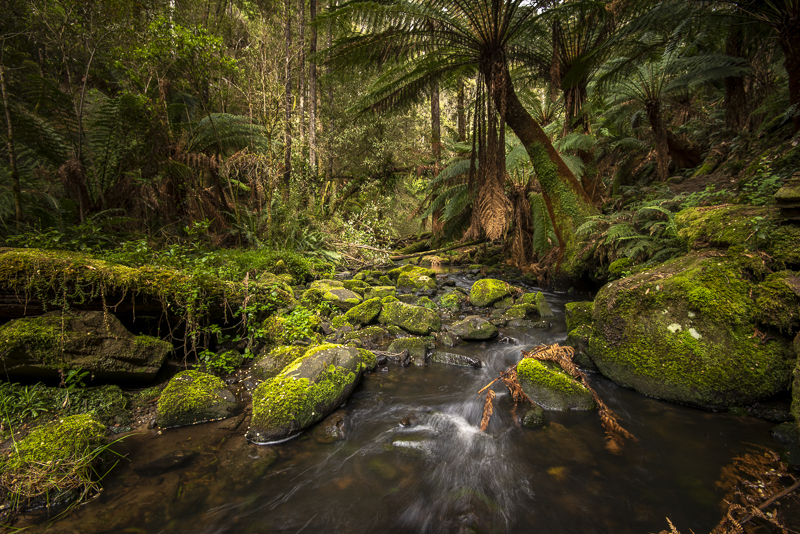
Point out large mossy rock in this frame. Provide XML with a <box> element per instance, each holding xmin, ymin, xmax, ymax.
<box><xmin>387</xmin><ymin>264</ymin><xmax>435</xmax><ymax>282</ymax></box>
<box><xmin>252</xmin><ymin>345</ymin><xmax>306</xmax><ymax>380</ymax></box>
<box><xmin>439</xmin><ymin>290</ymin><xmax>468</xmax><ymax>312</ymax></box>
<box><xmin>343</xmin><ymin>297</ymin><xmax>382</xmax><ymax>326</ymax></box>
<box><xmin>588</xmin><ymin>250</ymin><xmax>798</xmax><ymax>408</ymax></box>
<box><xmin>791</xmin><ymin>334</ymin><xmax>800</xmax><ymax>439</ymax></box>
<box><xmin>469</xmin><ymin>279</ymin><xmax>512</xmax><ymax>307</ymax></box>
<box><xmin>378</xmin><ymin>301</ymin><xmax>441</xmax><ymax>335</ymax></box>
<box><xmin>565</xmin><ymin>302</ymin><xmax>593</xmax><ymax>331</ymax></box>
<box><xmin>517</xmin><ymin>358</ymin><xmax>594</xmax><ymax>411</ymax></box>
<box><xmin>365</xmin><ymin>286</ymin><xmax>396</xmax><ymax>300</ymax></box>
<box><xmin>156</xmin><ymin>370</ymin><xmax>238</xmax><ymax>427</ymax></box>
<box><xmin>308</xmin><ymin>280</ymin><xmax>363</xmax><ymax>310</ymax></box>
<box><xmin>388</xmin><ymin>337</ymin><xmax>428</xmax><ymax>365</ymax></box>
<box><xmin>246</xmin><ymin>344</ymin><xmax>374</xmax><ymax>443</ymax></box>
<box><xmin>0</xmin><ymin>310</ymin><xmax>171</xmax><ymax>383</ymax></box>
<box><xmin>448</xmin><ymin>315</ymin><xmax>499</xmax><ymax>341</ymax></box>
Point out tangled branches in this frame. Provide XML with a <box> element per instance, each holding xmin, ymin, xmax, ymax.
<box><xmin>477</xmin><ymin>343</ymin><xmax>635</xmax><ymax>453</ymax></box>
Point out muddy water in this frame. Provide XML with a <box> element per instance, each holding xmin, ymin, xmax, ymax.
<box><xmin>41</xmin><ymin>289</ymin><xmax>777</xmax><ymax>534</ymax></box>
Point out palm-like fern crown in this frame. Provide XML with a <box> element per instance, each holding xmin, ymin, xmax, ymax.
<box><xmin>324</xmin><ymin>0</ymin><xmax>544</xmax><ymax>113</ymax></box>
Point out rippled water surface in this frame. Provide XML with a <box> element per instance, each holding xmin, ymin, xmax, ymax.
<box><xmin>42</xmin><ymin>289</ymin><xmax>778</xmax><ymax>534</ymax></box>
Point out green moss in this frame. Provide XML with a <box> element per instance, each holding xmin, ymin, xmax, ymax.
<box><xmin>357</xmin><ymin>348</ymin><xmax>378</xmax><ymax>370</ymax></box>
<box><xmin>469</xmin><ymin>279</ymin><xmax>511</xmax><ymax>307</ymax></box>
<box><xmin>387</xmin><ymin>264</ymin><xmax>435</xmax><ymax>281</ymax></box>
<box><xmin>382</xmin><ymin>295</ymin><xmax>400</xmax><ymax>304</ymax></box>
<box><xmin>755</xmin><ymin>271</ymin><xmax>800</xmax><ymax>332</ymax></box>
<box><xmin>343</xmin><ymin>297</ymin><xmax>383</xmax><ymax>326</ymax></box>
<box><xmin>378</xmin><ymin>301</ymin><xmax>441</xmax><ymax>335</ymax></box>
<box><xmin>365</xmin><ymin>286</ymin><xmax>396</xmax><ymax>300</ymax></box>
<box><xmin>330</xmin><ymin>315</ymin><xmax>348</xmax><ymax>329</ymax></box>
<box><xmin>589</xmin><ymin>251</ymin><xmax>796</xmax><ymax>407</ymax></box>
<box><xmin>253</xmin><ymin>345</ymin><xmax>307</xmax><ymax>380</ymax></box>
<box><xmin>565</xmin><ymin>302</ymin><xmax>593</xmax><ymax>332</ymax></box>
<box><xmin>343</xmin><ymin>280</ymin><xmax>369</xmax><ymax>291</ymax></box>
<box><xmin>517</xmin><ymin>359</ymin><xmax>588</xmax><ymax>395</ymax></box>
<box><xmin>439</xmin><ymin>291</ymin><xmax>466</xmax><ymax>312</ymax></box>
<box><xmin>0</xmin><ymin>315</ymin><xmax>61</xmax><ymax>364</ymax></box>
<box><xmin>156</xmin><ymin>370</ymin><xmax>229</xmax><ymax>425</ymax></box>
<box><xmin>387</xmin><ymin>337</ymin><xmax>428</xmax><ymax>363</ymax></box>
<box><xmin>504</xmin><ymin>304</ymin><xmax>537</xmax><ymax>320</ymax></box>
<box><xmin>378</xmin><ymin>275</ymin><xmax>393</xmax><ymax>286</ymax></box>
<box><xmin>609</xmin><ymin>258</ymin><xmax>633</xmax><ymax>276</ymax></box>
<box><xmin>4</xmin><ymin>414</ymin><xmax>105</xmax><ymax>470</ymax></box>
<box><xmin>249</xmin><ymin>344</ymin><xmax>366</xmax><ymax>439</ymax></box>
<box><xmin>416</xmin><ymin>296</ymin><xmax>436</xmax><ymax>310</ymax></box>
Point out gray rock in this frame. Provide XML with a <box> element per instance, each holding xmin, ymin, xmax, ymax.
<box><xmin>447</xmin><ymin>315</ymin><xmax>499</xmax><ymax>341</ymax></box>
<box><xmin>430</xmin><ymin>350</ymin><xmax>482</xmax><ymax>368</ymax></box>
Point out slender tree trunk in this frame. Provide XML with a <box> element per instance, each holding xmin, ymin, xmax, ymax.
<box><xmin>431</xmin><ymin>81</ymin><xmax>441</xmax><ymax>163</ymax></box>
<box><xmin>457</xmin><ymin>78</ymin><xmax>466</xmax><ymax>142</ymax></box>
<box><xmin>778</xmin><ymin>25</ymin><xmax>800</xmax><ymax>133</ymax></box>
<box><xmin>325</xmin><ymin>3</ymin><xmax>334</xmax><ymax>205</ymax></box>
<box><xmin>646</xmin><ymin>102</ymin><xmax>669</xmax><ymax>182</ymax></box>
<box><xmin>489</xmin><ymin>63</ymin><xmax>596</xmax><ymax>277</ymax></box>
<box><xmin>724</xmin><ymin>24</ymin><xmax>748</xmax><ymax>131</ymax></box>
<box><xmin>309</xmin><ymin>0</ymin><xmax>317</xmax><ymax>172</ymax></box>
<box><xmin>0</xmin><ymin>63</ymin><xmax>22</xmax><ymax>222</ymax></box>
<box><xmin>298</xmin><ymin>0</ymin><xmax>306</xmax><ymax>146</ymax></box>
<box><xmin>283</xmin><ymin>0</ymin><xmax>293</xmax><ymax>201</ymax></box>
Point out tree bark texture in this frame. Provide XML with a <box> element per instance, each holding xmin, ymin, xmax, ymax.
<box><xmin>309</xmin><ymin>0</ymin><xmax>317</xmax><ymax>171</ymax></box>
<box><xmin>646</xmin><ymin>102</ymin><xmax>669</xmax><ymax>182</ymax></box>
<box><xmin>431</xmin><ymin>81</ymin><xmax>441</xmax><ymax>163</ymax></box>
<box><xmin>284</xmin><ymin>0</ymin><xmax>293</xmax><ymax>201</ymax></box>
<box><xmin>298</xmin><ymin>0</ymin><xmax>306</xmax><ymax>145</ymax></box>
<box><xmin>489</xmin><ymin>62</ymin><xmax>596</xmax><ymax>274</ymax></box>
<box><xmin>778</xmin><ymin>23</ymin><xmax>800</xmax><ymax>133</ymax></box>
<box><xmin>457</xmin><ymin>78</ymin><xmax>466</xmax><ymax>142</ymax></box>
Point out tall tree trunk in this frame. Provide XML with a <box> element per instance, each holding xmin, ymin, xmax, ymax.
<box><xmin>431</xmin><ymin>81</ymin><xmax>441</xmax><ymax>163</ymax></box>
<box><xmin>325</xmin><ymin>2</ymin><xmax>334</xmax><ymax>200</ymax></box>
<box><xmin>283</xmin><ymin>0</ymin><xmax>293</xmax><ymax>201</ymax></box>
<box><xmin>490</xmin><ymin>63</ymin><xmax>595</xmax><ymax>277</ymax></box>
<box><xmin>724</xmin><ymin>24</ymin><xmax>748</xmax><ymax>131</ymax></box>
<box><xmin>298</xmin><ymin>0</ymin><xmax>306</xmax><ymax>146</ymax></box>
<box><xmin>0</xmin><ymin>63</ymin><xmax>22</xmax><ymax>222</ymax></box>
<box><xmin>457</xmin><ymin>78</ymin><xmax>466</xmax><ymax>142</ymax></box>
<box><xmin>646</xmin><ymin>102</ymin><xmax>669</xmax><ymax>182</ymax></box>
<box><xmin>309</xmin><ymin>0</ymin><xmax>317</xmax><ymax>172</ymax></box>
<box><xmin>778</xmin><ymin>24</ymin><xmax>800</xmax><ymax>133</ymax></box>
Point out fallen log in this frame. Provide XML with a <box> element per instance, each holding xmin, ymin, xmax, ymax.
<box><xmin>389</xmin><ymin>239</ymin><xmax>487</xmax><ymax>261</ymax></box>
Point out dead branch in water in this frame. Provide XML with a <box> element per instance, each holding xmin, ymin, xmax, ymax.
<box><xmin>476</xmin><ymin>343</ymin><xmax>635</xmax><ymax>452</ymax></box>
<box><xmin>523</xmin><ymin>344</ymin><xmax>636</xmax><ymax>452</ymax></box>
<box><xmin>479</xmin><ymin>390</ymin><xmax>496</xmax><ymax>432</ymax></box>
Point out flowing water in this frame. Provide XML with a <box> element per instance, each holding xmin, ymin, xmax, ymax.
<box><xmin>37</xmin><ymin>287</ymin><xmax>780</xmax><ymax>534</ymax></box>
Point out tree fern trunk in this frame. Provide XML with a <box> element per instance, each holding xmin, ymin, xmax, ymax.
<box><xmin>298</xmin><ymin>0</ymin><xmax>306</xmax><ymax>147</ymax></box>
<box><xmin>491</xmin><ymin>63</ymin><xmax>595</xmax><ymax>278</ymax></box>
<box><xmin>646</xmin><ymin>102</ymin><xmax>669</xmax><ymax>182</ymax></box>
<box><xmin>457</xmin><ymin>78</ymin><xmax>466</xmax><ymax>142</ymax></box>
<box><xmin>0</xmin><ymin>64</ymin><xmax>22</xmax><ymax>222</ymax></box>
<box><xmin>724</xmin><ymin>24</ymin><xmax>748</xmax><ymax>131</ymax></box>
<box><xmin>431</xmin><ymin>81</ymin><xmax>441</xmax><ymax>163</ymax></box>
<box><xmin>284</xmin><ymin>0</ymin><xmax>293</xmax><ymax>201</ymax></box>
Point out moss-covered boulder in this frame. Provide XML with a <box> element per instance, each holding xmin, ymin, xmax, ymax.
<box><xmin>447</xmin><ymin>315</ymin><xmax>499</xmax><ymax>341</ymax></box>
<box><xmin>156</xmin><ymin>370</ymin><xmax>238</xmax><ymax>427</ymax></box>
<box><xmin>342</xmin><ymin>325</ymin><xmax>391</xmax><ymax>349</ymax></box>
<box><xmin>416</xmin><ymin>296</ymin><xmax>437</xmax><ymax>310</ymax></box>
<box><xmin>397</xmin><ymin>273</ymin><xmax>438</xmax><ymax>292</ymax></box>
<box><xmin>387</xmin><ymin>264</ymin><xmax>435</xmax><ymax>282</ymax></box>
<box><xmin>0</xmin><ymin>414</ymin><xmax>106</xmax><ymax>508</ymax></box>
<box><xmin>0</xmin><ymin>310</ymin><xmax>171</xmax><ymax>384</ymax></box>
<box><xmin>365</xmin><ymin>286</ymin><xmax>396</xmax><ymax>300</ymax></box>
<box><xmin>308</xmin><ymin>280</ymin><xmax>363</xmax><ymax>310</ymax></box>
<box><xmin>517</xmin><ymin>359</ymin><xmax>594</xmax><ymax>411</ymax></box>
<box><xmin>588</xmin><ymin>251</ymin><xmax>797</xmax><ymax>408</ymax></box>
<box><xmin>791</xmin><ymin>334</ymin><xmax>800</xmax><ymax>440</ymax></box>
<box><xmin>378</xmin><ymin>301</ymin><xmax>441</xmax><ymax>335</ymax></box>
<box><xmin>246</xmin><ymin>344</ymin><xmax>372</xmax><ymax>443</ymax></box>
<box><xmin>566</xmin><ymin>324</ymin><xmax>596</xmax><ymax>371</ymax></box>
<box><xmin>503</xmin><ymin>303</ymin><xmax>537</xmax><ymax>320</ymax></box>
<box><xmin>565</xmin><ymin>302</ymin><xmax>593</xmax><ymax>332</ymax></box>
<box><xmin>388</xmin><ymin>337</ymin><xmax>428</xmax><ymax>365</ymax></box>
<box><xmin>531</xmin><ymin>292</ymin><xmax>555</xmax><ymax>317</ymax></box>
<box><xmin>439</xmin><ymin>290</ymin><xmax>468</xmax><ymax>312</ymax></box>
<box><xmin>343</xmin><ymin>297</ymin><xmax>382</xmax><ymax>326</ymax></box>
<box><xmin>469</xmin><ymin>279</ymin><xmax>512</xmax><ymax>307</ymax></box>
<box><xmin>252</xmin><ymin>345</ymin><xmax>307</xmax><ymax>380</ymax></box>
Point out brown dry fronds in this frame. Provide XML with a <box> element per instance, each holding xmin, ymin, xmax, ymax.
<box><xmin>522</xmin><ymin>344</ymin><xmax>636</xmax><ymax>452</ymax></box>
<box><xmin>479</xmin><ymin>390</ymin><xmax>496</xmax><ymax>432</ymax></box>
<box><xmin>477</xmin><ymin>177</ymin><xmax>512</xmax><ymax>241</ymax></box>
<box><xmin>711</xmin><ymin>447</ymin><xmax>800</xmax><ymax>534</ymax></box>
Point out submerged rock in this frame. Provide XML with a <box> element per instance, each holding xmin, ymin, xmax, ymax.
<box><xmin>0</xmin><ymin>310</ymin><xmax>171</xmax><ymax>384</ymax></box>
<box><xmin>522</xmin><ymin>405</ymin><xmax>545</xmax><ymax>428</ymax></box>
<box><xmin>156</xmin><ymin>370</ymin><xmax>239</xmax><ymax>427</ymax></box>
<box><xmin>469</xmin><ymin>279</ymin><xmax>512</xmax><ymax>307</ymax></box>
<box><xmin>246</xmin><ymin>344</ymin><xmax>373</xmax><ymax>443</ymax></box>
<box><xmin>517</xmin><ymin>358</ymin><xmax>594</xmax><ymax>411</ymax></box>
<box><xmin>430</xmin><ymin>350</ymin><xmax>482</xmax><ymax>368</ymax></box>
<box><xmin>378</xmin><ymin>300</ymin><xmax>441</xmax><ymax>335</ymax></box>
<box><xmin>589</xmin><ymin>250</ymin><xmax>797</xmax><ymax>408</ymax></box>
<box><xmin>311</xmin><ymin>409</ymin><xmax>347</xmax><ymax>443</ymax></box>
<box><xmin>447</xmin><ymin>315</ymin><xmax>498</xmax><ymax>341</ymax></box>
<box><xmin>388</xmin><ymin>337</ymin><xmax>429</xmax><ymax>366</ymax></box>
